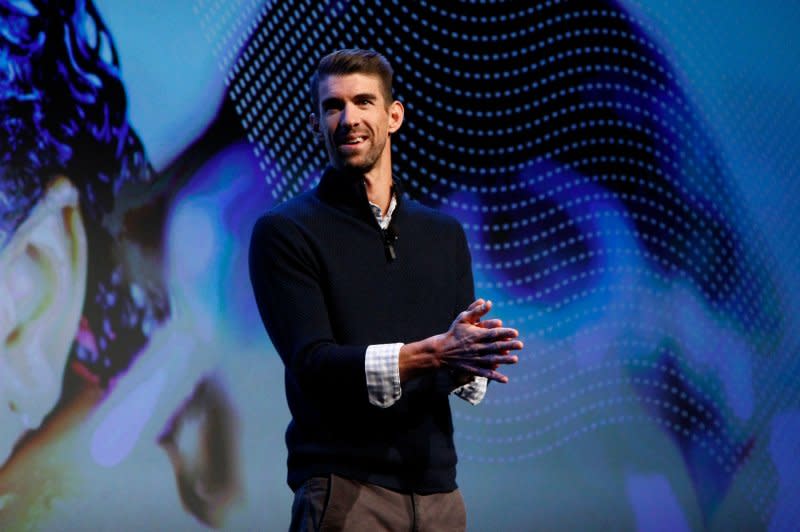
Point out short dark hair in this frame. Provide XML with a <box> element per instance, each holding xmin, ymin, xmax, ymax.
<box><xmin>309</xmin><ymin>48</ymin><xmax>394</xmax><ymax>112</ymax></box>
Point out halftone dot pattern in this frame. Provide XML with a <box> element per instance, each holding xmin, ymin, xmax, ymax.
<box><xmin>194</xmin><ymin>0</ymin><xmax>264</xmax><ymax>73</ymax></box>
<box><xmin>198</xmin><ymin>0</ymin><xmax>800</xmax><ymax>526</ymax></box>
<box><xmin>617</xmin><ymin>2</ymin><xmax>800</xmax><ymax>527</ymax></box>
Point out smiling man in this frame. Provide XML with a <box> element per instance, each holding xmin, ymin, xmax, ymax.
<box><xmin>249</xmin><ymin>49</ymin><xmax>523</xmax><ymax>531</ymax></box>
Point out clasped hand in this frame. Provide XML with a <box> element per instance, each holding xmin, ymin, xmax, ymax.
<box><xmin>433</xmin><ymin>299</ymin><xmax>521</xmax><ymax>383</ymax></box>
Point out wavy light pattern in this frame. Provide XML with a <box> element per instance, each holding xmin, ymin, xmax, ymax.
<box><xmin>207</xmin><ymin>0</ymin><xmax>800</xmax><ymax>528</ymax></box>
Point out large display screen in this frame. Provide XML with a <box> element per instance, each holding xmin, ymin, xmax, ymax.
<box><xmin>1</xmin><ymin>1</ymin><xmax>798</xmax><ymax>529</ymax></box>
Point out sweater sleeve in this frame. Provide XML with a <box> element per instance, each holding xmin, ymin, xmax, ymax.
<box><xmin>249</xmin><ymin>212</ymin><xmax>369</xmax><ymax>402</ymax></box>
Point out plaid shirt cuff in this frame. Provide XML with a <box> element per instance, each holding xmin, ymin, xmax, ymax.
<box><xmin>365</xmin><ymin>343</ymin><xmax>404</xmax><ymax>408</ymax></box>
<box><xmin>453</xmin><ymin>376</ymin><xmax>488</xmax><ymax>405</ymax></box>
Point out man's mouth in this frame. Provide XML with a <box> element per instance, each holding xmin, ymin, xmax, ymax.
<box><xmin>338</xmin><ymin>136</ymin><xmax>367</xmax><ymax>146</ymax></box>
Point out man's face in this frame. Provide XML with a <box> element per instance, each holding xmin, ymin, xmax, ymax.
<box><xmin>313</xmin><ymin>73</ymin><xmax>400</xmax><ymax>173</ymax></box>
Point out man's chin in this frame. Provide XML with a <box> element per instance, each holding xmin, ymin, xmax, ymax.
<box><xmin>332</xmin><ymin>157</ymin><xmax>374</xmax><ymax>174</ymax></box>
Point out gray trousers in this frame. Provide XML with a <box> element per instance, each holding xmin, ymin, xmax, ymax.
<box><xmin>289</xmin><ymin>474</ymin><xmax>467</xmax><ymax>532</ymax></box>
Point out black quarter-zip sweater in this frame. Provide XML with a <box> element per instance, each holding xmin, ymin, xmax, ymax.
<box><xmin>249</xmin><ymin>166</ymin><xmax>475</xmax><ymax>494</ymax></box>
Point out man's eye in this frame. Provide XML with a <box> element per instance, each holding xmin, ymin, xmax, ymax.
<box><xmin>321</xmin><ymin>100</ymin><xmax>343</xmax><ymax>112</ymax></box>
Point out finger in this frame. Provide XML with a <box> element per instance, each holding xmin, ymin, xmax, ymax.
<box><xmin>481</xmin><ymin>354</ymin><xmax>518</xmax><ymax>365</ymax></box>
<box><xmin>456</xmin><ymin>300</ymin><xmax>485</xmax><ymax>324</ymax></box>
<box><xmin>474</xmin><ymin>339</ymin><xmax>523</xmax><ymax>354</ymax></box>
<box><xmin>488</xmin><ymin>326</ymin><xmax>519</xmax><ymax>340</ymax></box>
<box><xmin>461</xmin><ymin>299</ymin><xmax>492</xmax><ymax>323</ymax></box>
<box><xmin>445</xmin><ymin>361</ymin><xmax>510</xmax><ymax>383</ymax></box>
<box><xmin>474</xmin><ymin>327</ymin><xmax>520</xmax><ymax>342</ymax></box>
<box><xmin>445</xmin><ymin>353</ymin><xmax>519</xmax><ymax>367</ymax></box>
<box><xmin>477</xmin><ymin>319</ymin><xmax>503</xmax><ymax>329</ymax></box>
<box><xmin>451</xmin><ymin>333</ymin><xmax>521</xmax><ymax>355</ymax></box>
<box><xmin>466</xmin><ymin>299</ymin><xmax>485</xmax><ymax>312</ymax></box>
<box><xmin>492</xmin><ymin>352</ymin><xmax>505</xmax><ymax>370</ymax></box>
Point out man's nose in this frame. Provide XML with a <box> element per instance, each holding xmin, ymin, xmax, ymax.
<box><xmin>340</xmin><ymin>103</ymin><xmax>359</xmax><ymax>127</ymax></box>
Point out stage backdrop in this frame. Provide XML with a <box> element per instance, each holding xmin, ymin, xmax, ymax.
<box><xmin>1</xmin><ymin>0</ymin><xmax>798</xmax><ymax>530</ymax></box>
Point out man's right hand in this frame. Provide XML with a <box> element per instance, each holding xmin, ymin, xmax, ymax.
<box><xmin>398</xmin><ymin>299</ymin><xmax>522</xmax><ymax>383</ymax></box>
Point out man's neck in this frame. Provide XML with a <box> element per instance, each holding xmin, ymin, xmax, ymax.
<box><xmin>362</xmin><ymin>170</ymin><xmax>393</xmax><ymax>215</ymax></box>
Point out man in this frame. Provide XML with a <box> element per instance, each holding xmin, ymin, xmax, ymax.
<box><xmin>249</xmin><ymin>49</ymin><xmax>523</xmax><ymax>531</ymax></box>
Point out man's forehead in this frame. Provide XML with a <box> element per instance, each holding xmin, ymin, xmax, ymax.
<box><xmin>318</xmin><ymin>73</ymin><xmax>385</xmax><ymax>98</ymax></box>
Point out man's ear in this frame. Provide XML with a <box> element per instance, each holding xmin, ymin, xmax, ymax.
<box><xmin>0</xmin><ymin>176</ymin><xmax>87</xmax><ymax>461</ymax></box>
<box><xmin>308</xmin><ymin>113</ymin><xmax>322</xmax><ymax>142</ymax></box>
<box><xmin>387</xmin><ymin>100</ymin><xmax>404</xmax><ymax>134</ymax></box>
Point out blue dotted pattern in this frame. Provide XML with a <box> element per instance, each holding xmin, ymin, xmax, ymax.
<box><xmin>205</xmin><ymin>0</ymin><xmax>799</xmax><ymax>526</ymax></box>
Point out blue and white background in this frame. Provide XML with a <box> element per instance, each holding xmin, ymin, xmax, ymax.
<box><xmin>1</xmin><ymin>0</ymin><xmax>799</xmax><ymax>530</ymax></box>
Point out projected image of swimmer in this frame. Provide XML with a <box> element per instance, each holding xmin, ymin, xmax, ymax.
<box><xmin>0</xmin><ymin>1</ymin><xmax>248</xmax><ymax>527</ymax></box>
<box><xmin>0</xmin><ymin>0</ymin><xmax>168</xmax><ymax>465</ymax></box>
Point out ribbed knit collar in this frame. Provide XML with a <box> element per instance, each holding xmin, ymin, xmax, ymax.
<box><xmin>315</xmin><ymin>166</ymin><xmax>403</xmax><ymax>227</ymax></box>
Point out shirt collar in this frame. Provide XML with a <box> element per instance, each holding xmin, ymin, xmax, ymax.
<box><xmin>368</xmin><ymin>194</ymin><xmax>397</xmax><ymax>230</ymax></box>
<box><xmin>315</xmin><ymin>166</ymin><xmax>403</xmax><ymax>227</ymax></box>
